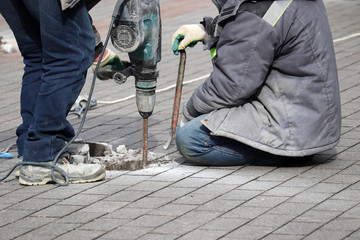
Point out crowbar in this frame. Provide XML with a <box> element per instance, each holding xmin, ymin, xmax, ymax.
<box><xmin>163</xmin><ymin>51</ymin><xmax>186</xmax><ymax>149</ymax></box>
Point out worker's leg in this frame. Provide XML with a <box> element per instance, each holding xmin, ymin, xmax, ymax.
<box><xmin>0</xmin><ymin>0</ymin><xmax>43</xmax><ymax>157</ymax></box>
<box><xmin>176</xmin><ymin>115</ymin><xmax>285</xmax><ymax>166</ymax></box>
<box><xmin>22</xmin><ymin>0</ymin><xmax>95</xmax><ymax>163</ymax></box>
<box><xmin>0</xmin><ymin>0</ymin><xmax>106</xmax><ymax>186</ymax></box>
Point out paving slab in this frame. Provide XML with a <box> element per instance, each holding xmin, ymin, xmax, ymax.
<box><xmin>1</xmin><ymin>0</ymin><xmax>360</xmax><ymax>239</ymax></box>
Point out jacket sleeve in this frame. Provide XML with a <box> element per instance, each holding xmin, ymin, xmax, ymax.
<box><xmin>184</xmin><ymin>11</ymin><xmax>278</xmax><ymax>120</ymax></box>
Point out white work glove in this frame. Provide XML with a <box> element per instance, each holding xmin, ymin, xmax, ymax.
<box><xmin>171</xmin><ymin>24</ymin><xmax>208</xmax><ymax>55</ymax></box>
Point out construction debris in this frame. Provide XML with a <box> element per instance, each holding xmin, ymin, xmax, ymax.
<box><xmin>69</xmin><ymin>142</ymin><xmax>171</xmax><ymax>171</ymax></box>
<box><xmin>90</xmin><ymin>145</ymin><xmax>171</xmax><ymax>171</ymax></box>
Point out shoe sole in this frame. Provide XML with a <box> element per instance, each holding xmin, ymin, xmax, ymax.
<box><xmin>19</xmin><ymin>171</ymin><xmax>106</xmax><ymax>186</ymax></box>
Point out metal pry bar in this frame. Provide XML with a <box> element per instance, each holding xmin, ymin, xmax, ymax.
<box><xmin>163</xmin><ymin>51</ymin><xmax>186</xmax><ymax>149</ymax></box>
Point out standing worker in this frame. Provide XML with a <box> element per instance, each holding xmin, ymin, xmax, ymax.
<box><xmin>0</xmin><ymin>0</ymin><xmax>106</xmax><ymax>185</ymax></box>
<box><xmin>171</xmin><ymin>0</ymin><xmax>341</xmax><ymax>166</ymax></box>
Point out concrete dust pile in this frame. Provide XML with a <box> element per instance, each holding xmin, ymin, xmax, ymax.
<box><xmin>69</xmin><ymin>142</ymin><xmax>172</xmax><ymax>171</ymax></box>
<box><xmin>91</xmin><ymin>145</ymin><xmax>172</xmax><ymax>170</ymax></box>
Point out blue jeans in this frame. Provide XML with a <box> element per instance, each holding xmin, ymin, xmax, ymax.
<box><xmin>176</xmin><ymin>115</ymin><xmax>285</xmax><ymax>166</ymax></box>
<box><xmin>0</xmin><ymin>0</ymin><xmax>95</xmax><ymax>162</ymax></box>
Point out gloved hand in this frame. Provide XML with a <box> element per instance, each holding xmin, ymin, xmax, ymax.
<box><xmin>171</xmin><ymin>24</ymin><xmax>207</xmax><ymax>55</ymax></box>
<box><xmin>92</xmin><ymin>48</ymin><xmax>124</xmax><ymax>80</ymax></box>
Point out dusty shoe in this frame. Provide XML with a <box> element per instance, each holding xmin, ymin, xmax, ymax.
<box><xmin>19</xmin><ymin>159</ymin><xmax>105</xmax><ymax>186</ymax></box>
<box><xmin>15</xmin><ymin>168</ymin><xmax>20</xmax><ymax>178</ymax></box>
<box><xmin>92</xmin><ymin>48</ymin><xmax>124</xmax><ymax>80</ymax></box>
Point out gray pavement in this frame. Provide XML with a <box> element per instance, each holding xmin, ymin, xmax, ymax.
<box><xmin>0</xmin><ymin>0</ymin><xmax>360</xmax><ymax>239</ymax></box>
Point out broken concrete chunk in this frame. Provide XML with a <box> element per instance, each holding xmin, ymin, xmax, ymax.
<box><xmin>68</xmin><ymin>143</ymin><xmax>90</xmax><ymax>156</ymax></box>
<box><xmin>87</xmin><ymin>142</ymin><xmax>113</xmax><ymax>156</ymax></box>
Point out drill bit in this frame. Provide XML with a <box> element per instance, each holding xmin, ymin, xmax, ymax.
<box><xmin>143</xmin><ymin>117</ymin><xmax>148</xmax><ymax>165</ymax></box>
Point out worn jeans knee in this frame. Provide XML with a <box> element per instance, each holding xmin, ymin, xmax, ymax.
<box><xmin>176</xmin><ymin>115</ymin><xmax>285</xmax><ymax>166</ymax></box>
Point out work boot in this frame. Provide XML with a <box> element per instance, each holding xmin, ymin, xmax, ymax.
<box><xmin>92</xmin><ymin>48</ymin><xmax>124</xmax><ymax>80</ymax></box>
<box><xmin>19</xmin><ymin>158</ymin><xmax>106</xmax><ymax>186</ymax></box>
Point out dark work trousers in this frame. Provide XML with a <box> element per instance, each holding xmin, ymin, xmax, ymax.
<box><xmin>0</xmin><ymin>0</ymin><xmax>95</xmax><ymax>162</ymax></box>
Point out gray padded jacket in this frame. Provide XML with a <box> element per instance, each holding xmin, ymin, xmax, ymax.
<box><xmin>183</xmin><ymin>0</ymin><xmax>341</xmax><ymax>157</ymax></box>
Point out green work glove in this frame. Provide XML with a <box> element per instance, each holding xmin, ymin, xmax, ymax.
<box><xmin>92</xmin><ymin>49</ymin><xmax>124</xmax><ymax>80</ymax></box>
<box><xmin>171</xmin><ymin>24</ymin><xmax>207</xmax><ymax>55</ymax></box>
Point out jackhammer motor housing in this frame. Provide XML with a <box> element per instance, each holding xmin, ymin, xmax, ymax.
<box><xmin>111</xmin><ymin>0</ymin><xmax>161</xmax><ymax>119</ymax></box>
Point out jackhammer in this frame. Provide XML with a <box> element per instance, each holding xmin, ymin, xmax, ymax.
<box><xmin>105</xmin><ymin>0</ymin><xmax>161</xmax><ymax>164</ymax></box>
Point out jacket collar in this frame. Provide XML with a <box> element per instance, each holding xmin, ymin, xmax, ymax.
<box><xmin>212</xmin><ymin>0</ymin><xmax>247</xmax><ymax>10</ymax></box>
<box><xmin>212</xmin><ymin>0</ymin><xmax>226</xmax><ymax>11</ymax></box>
<box><xmin>212</xmin><ymin>0</ymin><xmax>248</xmax><ymax>23</ymax></box>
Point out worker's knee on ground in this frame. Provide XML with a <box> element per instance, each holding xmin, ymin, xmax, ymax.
<box><xmin>175</xmin><ymin>125</ymin><xmax>191</xmax><ymax>159</ymax></box>
<box><xmin>175</xmin><ymin>123</ymin><xmax>205</xmax><ymax>162</ymax></box>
